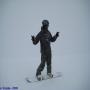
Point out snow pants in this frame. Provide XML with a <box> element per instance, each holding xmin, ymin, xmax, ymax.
<box><xmin>36</xmin><ymin>50</ymin><xmax>52</xmax><ymax>76</ymax></box>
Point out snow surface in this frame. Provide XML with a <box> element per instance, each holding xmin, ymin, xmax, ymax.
<box><xmin>0</xmin><ymin>0</ymin><xmax>89</xmax><ymax>90</ymax></box>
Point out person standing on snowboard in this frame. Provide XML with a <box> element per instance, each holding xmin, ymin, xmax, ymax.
<box><xmin>31</xmin><ymin>20</ymin><xmax>59</xmax><ymax>80</ymax></box>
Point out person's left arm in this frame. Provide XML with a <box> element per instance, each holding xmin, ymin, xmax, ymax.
<box><xmin>50</xmin><ymin>32</ymin><xmax>59</xmax><ymax>42</ymax></box>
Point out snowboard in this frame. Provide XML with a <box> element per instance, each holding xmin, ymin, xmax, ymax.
<box><xmin>25</xmin><ymin>72</ymin><xmax>62</xmax><ymax>83</ymax></box>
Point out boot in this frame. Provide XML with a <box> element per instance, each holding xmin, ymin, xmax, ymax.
<box><xmin>47</xmin><ymin>73</ymin><xmax>53</xmax><ymax>78</ymax></box>
<box><xmin>36</xmin><ymin>75</ymin><xmax>43</xmax><ymax>81</ymax></box>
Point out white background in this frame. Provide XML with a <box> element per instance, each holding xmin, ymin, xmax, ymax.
<box><xmin>0</xmin><ymin>0</ymin><xmax>89</xmax><ymax>90</ymax></box>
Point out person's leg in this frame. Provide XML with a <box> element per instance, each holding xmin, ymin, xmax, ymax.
<box><xmin>46</xmin><ymin>52</ymin><xmax>52</xmax><ymax>74</ymax></box>
<box><xmin>46</xmin><ymin>53</ymin><xmax>53</xmax><ymax>78</ymax></box>
<box><xmin>36</xmin><ymin>54</ymin><xmax>46</xmax><ymax>76</ymax></box>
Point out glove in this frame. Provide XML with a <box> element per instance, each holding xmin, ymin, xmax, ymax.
<box><xmin>31</xmin><ymin>35</ymin><xmax>35</xmax><ymax>41</ymax></box>
<box><xmin>56</xmin><ymin>32</ymin><xmax>59</xmax><ymax>37</ymax></box>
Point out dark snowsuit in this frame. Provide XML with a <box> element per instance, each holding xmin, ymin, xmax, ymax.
<box><xmin>32</xmin><ymin>26</ymin><xmax>58</xmax><ymax>76</ymax></box>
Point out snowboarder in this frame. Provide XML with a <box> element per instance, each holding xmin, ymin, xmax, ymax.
<box><xmin>31</xmin><ymin>20</ymin><xmax>59</xmax><ymax>81</ymax></box>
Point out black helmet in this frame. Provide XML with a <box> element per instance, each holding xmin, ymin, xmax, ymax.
<box><xmin>42</xmin><ymin>20</ymin><xmax>49</xmax><ymax>26</ymax></box>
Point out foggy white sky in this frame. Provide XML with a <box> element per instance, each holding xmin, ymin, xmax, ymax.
<box><xmin>0</xmin><ymin>0</ymin><xmax>89</xmax><ymax>59</ymax></box>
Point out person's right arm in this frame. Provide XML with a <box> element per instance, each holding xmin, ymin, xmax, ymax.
<box><xmin>31</xmin><ymin>32</ymin><xmax>41</xmax><ymax>45</ymax></box>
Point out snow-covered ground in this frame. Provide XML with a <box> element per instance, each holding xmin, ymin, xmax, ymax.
<box><xmin>0</xmin><ymin>0</ymin><xmax>89</xmax><ymax>90</ymax></box>
<box><xmin>0</xmin><ymin>53</ymin><xmax>89</xmax><ymax>90</ymax></box>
